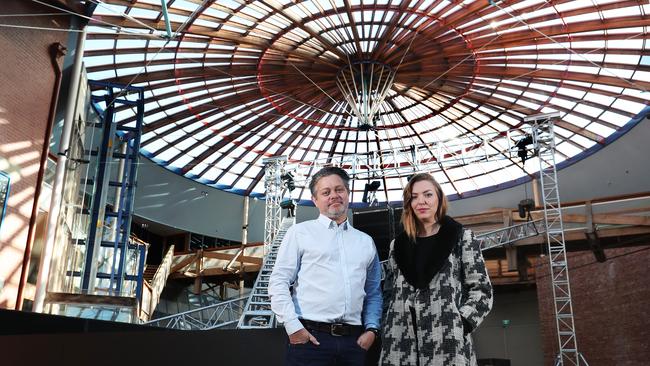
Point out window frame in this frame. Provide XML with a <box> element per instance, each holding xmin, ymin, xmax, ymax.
<box><xmin>0</xmin><ymin>171</ymin><xmax>10</xmax><ymax>233</ymax></box>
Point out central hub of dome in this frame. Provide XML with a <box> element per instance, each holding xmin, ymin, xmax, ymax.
<box><xmin>335</xmin><ymin>60</ymin><xmax>395</xmax><ymax>129</ymax></box>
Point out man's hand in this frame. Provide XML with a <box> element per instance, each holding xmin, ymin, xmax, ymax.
<box><xmin>289</xmin><ymin>328</ymin><xmax>320</xmax><ymax>345</ymax></box>
<box><xmin>356</xmin><ymin>330</ymin><xmax>376</xmax><ymax>350</ymax></box>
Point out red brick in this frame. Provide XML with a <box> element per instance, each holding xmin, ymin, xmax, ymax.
<box><xmin>0</xmin><ymin>0</ymin><xmax>72</xmax><ymax>309</ymax></box>
<box><xmin>535</xmin><ymin>245</ymin><xmax>650</xmax><ymax>366</ymax></box>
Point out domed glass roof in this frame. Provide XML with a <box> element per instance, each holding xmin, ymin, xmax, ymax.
<box><xmin>84</xmin><ymin>0</ymin><xmax>650</xmax><ymax>203</ymax></box>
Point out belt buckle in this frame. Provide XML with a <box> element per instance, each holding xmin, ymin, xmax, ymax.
<box><xmin>330</xmin><ymin>323</ymin><xmax>345</xmax><ymax>337</ymax></box>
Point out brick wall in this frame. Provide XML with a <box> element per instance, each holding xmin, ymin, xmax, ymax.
<box><xmin>535</xmin><ymin>245</ymin><xmax>650</xmax><ymax>366</ymax></box>
<box><xmin>0</xmin><ymin>0</ymin><xmax>72</xmax><ymax>309</ymax></box>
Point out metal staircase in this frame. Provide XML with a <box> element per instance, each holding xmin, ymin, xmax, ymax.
<box><xmin>145</xmin><ymin>296</ymin><xmax>248</xmax><ymax>330</ymax></box>
<box><xmin>145</xmin><ymin>217</ymin><xmax>295</xmax><ymax>330</ymax></box>
<box><xmin>237</xmin><ymin>217</ymin><xmax>295</xmax><ymax>329</ymax></box>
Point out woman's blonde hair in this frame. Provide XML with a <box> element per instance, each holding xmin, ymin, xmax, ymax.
<box><xmin>401</xmin><ymin>173</ymin><xmax>448</xmax><ymax>241</ymax></box>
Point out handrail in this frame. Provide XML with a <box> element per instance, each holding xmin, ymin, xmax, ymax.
<box><xmin>146</xmin><ymin>295</ymin><xmax>248</xmax><ymax>330</ymax></box>
<box><xmin>141</xmin><ymin>244</ymin><xmax>174</xmax><ymax>321</ymax></box>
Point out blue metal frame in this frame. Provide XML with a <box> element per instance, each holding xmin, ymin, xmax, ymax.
<box><xmin>81</xmin><ymin>81</ymin><xmax>146</xmax><ymax>300</ymax></box>
<box><xmin>81</xmin><ymin>87</ymin><xmax>117</xmax><ymax>293</ymax></box>
<box><xmin>0</xmin><ymin>171</ymin><xmax>10</xmax><ymax>233</ymax></box>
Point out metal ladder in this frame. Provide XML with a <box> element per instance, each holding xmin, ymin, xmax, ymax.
<box><xmin>237</xmin><ymin>217</ymin><xmax>295</xmax><ymax>329</ymax></box>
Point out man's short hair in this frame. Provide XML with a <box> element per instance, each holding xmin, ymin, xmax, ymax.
<box><xmin>309</xmin><ymin>167</ymin><xmax>350</xmax><ymax>196</ymax></box>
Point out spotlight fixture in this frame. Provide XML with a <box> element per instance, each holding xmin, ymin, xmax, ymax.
<box><xmin>515</xmin><ymin>135</ymin><xmax>533</xmax><ymax>164</ymax></box>
<box><xmin>281</xmin><ymin>172</ymin><xmax>295</xmax><ymax>192</ymax></box>
<box><xmin>362</xmin><ymin>180</ymin><xmax>381</xmax><ymax>204</ymax></box>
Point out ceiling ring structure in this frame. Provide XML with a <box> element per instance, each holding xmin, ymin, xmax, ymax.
<box><xmin>80</xmin><ymin>0</ymin><xmax>650</xmax><ymax>203</ymax></box>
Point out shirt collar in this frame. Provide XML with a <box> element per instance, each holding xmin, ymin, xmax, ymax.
<box><xmin>317</xmin><ymin>214</ymin><xmax>350</xmax><ymax>230</ymax></box>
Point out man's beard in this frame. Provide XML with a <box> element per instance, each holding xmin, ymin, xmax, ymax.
<box><xmin>326</xmin><ymin>203</ymin><xmax>347</xmax><ymax>219</ymax></box>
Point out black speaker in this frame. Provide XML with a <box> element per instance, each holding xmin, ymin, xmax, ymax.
<box><xmin>352</xmin><ymin>206</ymin><xmax>402</xmax><ymax>261</ymax></box>
<box><xmin>518</xmin><ymin>198</ymin><xmax>535</xmax><ymax>218</ymax></box>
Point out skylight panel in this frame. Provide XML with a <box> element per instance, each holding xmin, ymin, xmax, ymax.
<box><xmin>219</xmin><ymin>172</ymin><xmax>238</xmax><ymax>186</ymax></box>
<box><xmin>92</xmin><ymin>3</ymin><xmax>127</xmax><ymax>16</ymax></box>
<box><xmin>602</xmin><ymin>6</ymin><xmax>640</xmax><ymax>19</ymax></box>
<box><xmin>585</xmin><ymin>122</ymin><xmax>615</xmax><ymax>137</ymax></box>
<box><xmin>127</xmin><ymin>7</ymin><xmax>160</xmax><ymax>19</ymax></box>
<box><xmin>632</xmin><ymin>70</ymin><xmax>650</xmax><ymax>83</ymax></box>
<box><xmin>563</xmin><ymin>12</ymin><xmax>600</xmax><ymax>24</ymax></box>
<box><xmin>79</xmin><ymin>0</ymin><xmax>650</xmax><ymax>199</ymax></box>
<box><xmin>599</xmin><ymin>110</ymin><xmax>631</xmax><ymax>127</ymax></box>
<box><xmin>599</xmin><ymin>67</ymin><xmax>634</xmax><ymax>79</ymax></box>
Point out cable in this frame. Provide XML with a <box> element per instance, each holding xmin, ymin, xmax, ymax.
<box><xmin>490</xmin><ymin>0</ymin><xmax>649</xmax><ymax>93</ymax></box>
<box><xmin>0</xmin><ymin>23</ymin><xmax>84</xmax><ymax>32</ymax></box>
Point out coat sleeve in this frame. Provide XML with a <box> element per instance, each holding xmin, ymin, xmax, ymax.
<box><xmin>458</xmin><ymin>229</ymin><xmax>493</xmax><ymax>333</ymax></box>
<box><xmin>381</xmin><ymin>239</ymin><xmax>396</xmax><ymax>316</ymax></box>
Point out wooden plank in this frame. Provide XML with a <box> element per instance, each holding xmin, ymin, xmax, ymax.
<box><xmin>203</xmin><ymin>251</ymin><xmax>263</xmax><ymax>264</ymax></box>
<box><xmin>45</xmin><ymin>292</ymin><xmax>137</xmax><ymax>307</ymax></box>
<box><xmin>455</xmin><ymin>211</ymin><xmax>506</xmax><ymax>225</ymax></box>
<box><xmin>513</xmin><ymin>212</ymin><xmax>650</xmax><ymax>226</ymax></box>
<box><xmin>173</xmin><ymin>242</ymin><xmax>263</xmax><ymax>256</ymax></box>
<box><xmin>170</xmin><ymin>253</ymin><xmax>199</xmax><ymax>273</ymax></box>
<box><xmin>513</xmin><ymin>226</ymin><xmax>650</xmax><ymax>246</ymax></box>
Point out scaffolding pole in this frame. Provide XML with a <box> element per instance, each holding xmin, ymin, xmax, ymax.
<box><xmin>527</xmin><ymin>112</ymin><xmax>587</xmax><ymax>366</ymax></box>
<box><xmin>262</xmin><ymin>156</ymin><xmax>286</xmax><ymax>255</ymax></box>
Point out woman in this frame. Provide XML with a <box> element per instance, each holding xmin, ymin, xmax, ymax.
<box><xmin>380</xmin><ymin>173</ymin><xmax>493</xmax><ymax>366</ymax></box>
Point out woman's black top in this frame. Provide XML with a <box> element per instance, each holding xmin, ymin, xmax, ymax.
<box><xmin>394</xmin><ymin>215</ymin><xmax>463</xmax><ymax>289</ymax></box>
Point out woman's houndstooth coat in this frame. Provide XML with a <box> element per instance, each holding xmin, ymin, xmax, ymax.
<box><xmin>379</xmin><ymin>219</ymin><xmax>493</xmax><ymax>366</ymax></box>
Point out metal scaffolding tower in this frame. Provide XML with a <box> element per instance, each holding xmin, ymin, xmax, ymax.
<box><xmin>238</xmin><ymin>217</ymin><xmax>294</xmax><ymax>329</ymax></box>
<box><xmin>262</xmin><ymin>156</ymin><xmax>287</xmax><ymax>255</ymax></box>
<box><xmin>527</xmin><ymin>113</ymin><xmax>587</xmax><ymax>366</ymax></box>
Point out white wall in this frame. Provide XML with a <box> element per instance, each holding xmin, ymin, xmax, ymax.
<box><xmin>133</xmin><ymin>160</ymin><xmax>267</xmax><ymax>242</ymax></box>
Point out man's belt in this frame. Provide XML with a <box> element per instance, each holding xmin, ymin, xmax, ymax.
<box><xmin>300</xmin><ymin>319</ymin><xmax>363</xmax><ymax>337</ymax></box>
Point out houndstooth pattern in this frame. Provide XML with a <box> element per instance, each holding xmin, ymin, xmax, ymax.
<box><xmin>380</xmin><ymin>228</ymin><xmax>493</xmax><ymax>366</ymax></box>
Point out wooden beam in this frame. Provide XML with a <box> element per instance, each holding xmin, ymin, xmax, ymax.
<box><xmin>203</xmin><ymin>251</ymin><xmax>263</xmax><ymax>265</ymax></box>
<box><xmin>170</xmin><ymin>253</ymin><xmax>199</xmax><ymax>273</ymax></box>
<box><xmin>455</xmin><ymin>211</ymin><xmax>506</xmax><ymax>225</ymax></box>
<box><xmin>513</xmin><ymin>226</ymin><xmax>650</xmax><ymax>246</ymax></box>
<box><xmin>513</xmin><ymin>211</ymin><xmax>650</xmax><ymax>226</ymax></box>
<box><xmin>45</xmin><ymin>292</ymin><xmax>137</xmax><ymax>307</ymax></box>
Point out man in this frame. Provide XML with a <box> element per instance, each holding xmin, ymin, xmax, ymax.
<box><xmin>269</xmin><ymin>167</ymin><xmax>382</xmax><ymax>366</ymax></box>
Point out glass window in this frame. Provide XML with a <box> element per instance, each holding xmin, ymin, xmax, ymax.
<box><xmin>0</xmin><ymin>171</ymin><xmax>9</xmax><ymax>233</ymax></box>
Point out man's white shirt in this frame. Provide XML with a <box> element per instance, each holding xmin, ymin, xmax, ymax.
<box><xmin>269</xmin><ymin>214</ymin><xmax>382</xmax><ymax>335</ymax></box>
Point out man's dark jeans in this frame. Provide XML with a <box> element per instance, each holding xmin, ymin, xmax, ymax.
<box><xmin>285</xmin><ymin>329</ymin><xmax>366</xmax><ymax>366</ymax></box>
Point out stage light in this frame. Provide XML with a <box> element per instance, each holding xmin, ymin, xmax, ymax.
<box><xmin>362</xmin><ymin>180</ymin><xmax>381</xmax><ymax>204</ymax></box>
<box><xmin>281</xmin><ymin>172</ymin><xmax>295</xmax><ymax>192</ymax></box>
<box><xmin>515</xmin><ymin>135</ymin><xmax>533</xmax><ymax>164</ymax></box>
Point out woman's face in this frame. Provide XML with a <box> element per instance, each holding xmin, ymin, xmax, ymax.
<box><xmin>409</xmin><ymin>180</ymin><xmax>439</xmax><ymax>224</ymax></box>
